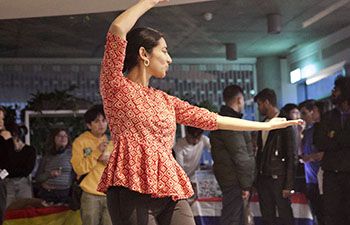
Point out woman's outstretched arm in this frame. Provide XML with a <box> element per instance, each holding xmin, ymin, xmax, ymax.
<box><xmin>109</xmin><ymin>0</ymin><xmax>166</xmax><ymax>38</ymax></box>
<box><xmin>217</xmin><ymin>115</ymin><xmax>303</xmax><ymax>131</ymax></box>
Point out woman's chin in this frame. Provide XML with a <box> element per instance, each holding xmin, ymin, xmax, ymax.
<box><xmin>153</xmin><ymin>72</ymin><xmax>167</xmax><ymax>79</ymax></box>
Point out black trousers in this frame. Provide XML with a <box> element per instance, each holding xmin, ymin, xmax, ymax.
<box><xmin>323</xmin><ymin>171</ymin><xmax>350</xmax><ymax>225</ymax></box>
<box><xmin>257</xmin><ymin>175</ymin><xmax>294</xmax><ymax>225</ymax></box>
<box><xmin>106</xmin><ymin>186</ymin><xmax>195</xmax><ymax>225</ymax></box>
<box><xmin>305</xmin><ymin>183</ymin><xmax>324</xmax><ymax>225</ymax></box>
<box><xmin>37</xmin><ymin>187</ymin><xmax>71</xmax><ymax>204</ymax></box>
<box><xmin>220</xmin><ymin>184</ymin><xmax>244</xmax><ymax>225</ymax></box>
<box><xmin>0</xmin><ymin>179</ymin><xmax>6</xmax><ymax>225</ymax></box>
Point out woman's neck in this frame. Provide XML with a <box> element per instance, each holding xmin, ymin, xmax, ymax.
<box><xmin>126</xmin><ymin>66</ymin><xmax>152</xmax><ymax>87</ymax></box>
<box><xmin>266</xmin><ymin>107</ymin><xmax>279</xmax><ymax>119</ymax></box>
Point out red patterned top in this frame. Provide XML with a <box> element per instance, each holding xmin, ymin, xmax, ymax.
<box><xmin>97</xmin><ymin>32</ymin><xmax>218</xmax><ymax>200</ymax></box>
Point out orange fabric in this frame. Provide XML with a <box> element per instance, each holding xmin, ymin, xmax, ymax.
<box><xmin>97</xmin><ymin>32</ymin><xmax>218</xmax><ymax>200</ymax></box>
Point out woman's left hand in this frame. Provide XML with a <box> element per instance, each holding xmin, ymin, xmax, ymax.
<box><xmin>269</xmin><ymin>118</ymin><xmax>304</xmax><ymax>130</ymax></box>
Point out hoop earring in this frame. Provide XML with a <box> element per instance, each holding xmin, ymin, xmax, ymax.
<box><xmin>144</xmin><ymin>59</ymin><xmax>150</xmax><ymax>67</ymax></box>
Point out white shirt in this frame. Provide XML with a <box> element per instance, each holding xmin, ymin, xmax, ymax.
<box><xmin>261</xmin><ymin>118</ymin><xmax>271</xmax><ymax>148</ymax></box>
<box><xmin>174</xmin><ymin>135</ymin><xmax>211</xmax><ymax>180</ymax></box>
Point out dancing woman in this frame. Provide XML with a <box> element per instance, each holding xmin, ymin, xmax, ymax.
<box><xmin>97</xmin><ymin>1</ymin><xmax>302</xmax><ymax>224</ymax></box>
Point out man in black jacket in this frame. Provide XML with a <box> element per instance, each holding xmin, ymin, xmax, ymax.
<box><xmin>314</xmin><ymin>76</ymin><xmax>350</xmax><ymax>225</ymax></box>
<box><xmin>210</xmin><ymin>85</ymin><xmax>255</xmax><ymax>225</ymax></box>
<box><xmin>254</xmin><ymin>88</ymin><xmax>297</xmax><ymax>225</ymax></box>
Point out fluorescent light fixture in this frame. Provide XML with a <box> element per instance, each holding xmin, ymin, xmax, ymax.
<box><xmin>303</xmin><ymin>0</ymin><xmax>350</xmax><ymax>28</ymax></box>
<box><xmin>306</xmin><ymin>61</ymin><xmax>346</xmax><ymax>85</ymax></box>
<box><xmin>290</xmin><ymin>68</ymin><xmax>301</xmax><ymax>83</ymax></box>
<box><xmin>301</xmin><ymin>64</ymin><xmax>317</xmax><ymax>79</ymax></box>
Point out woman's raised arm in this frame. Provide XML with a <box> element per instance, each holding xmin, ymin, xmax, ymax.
<box><xmin>109</xmin><ymin>0</ymin><xmax>167</xmax><ymax>39</ymax></box>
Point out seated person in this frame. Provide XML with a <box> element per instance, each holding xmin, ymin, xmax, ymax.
<box><xmin>35</xmin><ymin>128</ymin><xmax>73</xmax><ymax>204</ymax></box>
<box><xmin>4</xmin><ymin>123</ymin><xmax>36</xmax><ymax>207</ymax></box>
<box><xmin>173</xmin><ymin>126</ymin><xmax>211</xmax><ymax>180</ymax></box>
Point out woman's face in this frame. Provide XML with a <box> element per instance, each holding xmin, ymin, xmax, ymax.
<box><xmin>147</xmin><ymin>38</ymin><xmax>172</xmax><ymax>78</ymax></box>
<box><xmin>288</xmin><ymin>108</ymin><xmax>300</xmax><ymax>120</ymax></box>
<box><xmin>55</xmin><ymin>130</ymin><xmax>68</xmax><ymax>149</ymax></box>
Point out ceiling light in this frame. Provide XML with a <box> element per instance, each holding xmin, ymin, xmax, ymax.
<box><xmin>267</xmin><ymin>13</ymin><xmax>281</xmax><ymax>34</ymax></box>
<box><xmin>203</xmin><ymin>12</ymin><xmax>213</xmax><ymax>21</ymax></box>
<box><xmin>225</xmin><ymin>43</ymin><xmax>237</xmax><ymax>60</ymax></box>
<box><xmin>302</xmin><ymin>0</ymin><xmax>350</xmax><ymax>28</ymax></box>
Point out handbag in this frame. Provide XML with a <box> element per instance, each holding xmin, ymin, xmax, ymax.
<box><xmin>68</xmin><ymin>173</ymin><xmax>87</xmax><ymax>210</ymax></box>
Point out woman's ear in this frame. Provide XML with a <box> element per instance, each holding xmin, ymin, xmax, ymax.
<box><xmin>138</xmin><ymin>47</ymin><xmax>149</xmax><ymax>61</ymax></box>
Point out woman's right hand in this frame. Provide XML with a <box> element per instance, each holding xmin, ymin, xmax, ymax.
<box><xmin>50</xmin><ymin>169</ymin><xmax>61</xmax><ymax>177</ymax></box>
<box><xmin>110</xmin><ymin>0</ymin><xmax>168</xmax><ymax>37</ymax></box>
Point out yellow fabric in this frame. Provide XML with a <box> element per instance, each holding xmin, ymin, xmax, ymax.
<box><xmin>71</xmin><ymin>131</ymin><xmax>113</xmax><ymax>196</ymax></box>
<box><xmin>4</xmin><ymin>210</ymin><xmax>82</xmax><ymax>225</ymax></box>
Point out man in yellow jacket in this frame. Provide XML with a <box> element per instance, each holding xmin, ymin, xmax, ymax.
<box><xmin>71</xmin><ymin>105</ymin><xmax>112</xmax><ymax>225</ymax></box>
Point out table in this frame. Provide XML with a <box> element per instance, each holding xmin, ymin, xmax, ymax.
<box><xmin>191</xmin><ymin>193</ymin><xmax>314</xmax><ymax>225</ymax></box>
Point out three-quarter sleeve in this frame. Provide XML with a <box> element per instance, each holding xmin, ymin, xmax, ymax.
<box><xmin>171</xmin><ymin>96</ymin><xmax>218</xmax><ymax>130</ymax></box>
<box><xmin>100</xmin><ymin>32</ymin><xmax>128</xmax><ymax>101</ymax></box>
<box><xmin>100</xmin><ymin>32</ymin><xmax>127</xmax><ymax>80</ymax></box>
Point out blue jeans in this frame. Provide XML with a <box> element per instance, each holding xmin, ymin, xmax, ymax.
<box><xmin>37</xmin><ymin>187</ymin><xmax>70</xmax><ymax>204</ymax></box>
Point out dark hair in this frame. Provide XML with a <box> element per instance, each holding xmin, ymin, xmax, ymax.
<box><xmin>84</xmin><ymin>104</ymin><xmax>105</xmax><ymax>124</ymax></box>
<box><xmin>254</xmin><ymin>88</ymin><xmax>277</xmax><ymax>106</ymax></box>
<box><xmin>47</xmin><ymin>128</ymin><xmax>71</xmax><ymax>154</ymax></box>
<box><xmin>186</xmin><ymin>126</ymin><xmax>204</xmax><ymax>138</ymax></box>
<box><xmin>298</xmin><ymin>99</ymin><xmax>316</xmax><ymax>111</ymax></box>
<box><xmin>123</xmin><ymin>27</ymin><xmax>164</xmax><ymax>73</ymax></box>
<box><xmin>6</xmin><ymin>123</ymin><xmax>27</xmax><ymax>142</ymax></box>
<box><xmin>315</xmin><ymin>101</ymin><xmax>326</xmax><ymax>115</ymax></box>
<box><xmin>0</xmin><ymin>106</ymin><xmax>5</xmax><ymax>116</ymax></box>
<box><xmin>334</xmin><ymin>76</ymin><xmax>350</xmax><ymax>104</ymax></box>
<box><xmin>223</xmin><ymin>85</ymin><xmax>243</xmax><ymax>104</ymax></box>
<box><xmin>281</xmin><ymin>103</ymin><xmax>298</xmax><ymax>120</ymax></box>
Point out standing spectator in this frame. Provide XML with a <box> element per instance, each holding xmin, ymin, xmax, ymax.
<box><xmin>281</xmin><ymin>103</ymin><xmax>304</xmax><ymax>191</ymax></box>
<box><xmin>4</xmin><ymin>123</ymin><xmax>36</xmax><ymax>207</ymax></box>
<box><xmin>298</xmin><ymin>100</ymin><xmax>324</xmax><ymax>225</ymax></box>
<box><xmin>173</xmin><ymin>126</ymin><xmax>210</xmax><ymax>181</ymax></box>
<box><xmin>254</xmin><ymin>88</ymin><xmax>297</xmax><ymax>225</ymax></box>
<box><xmin>281</xmin><ymin>103</ymin><xmax>301</xmax><ymax>121</ymax></box>
<box><xmin>71</xmin><ymin>105</ymin><xmax>112</xmax><ymax>225</ymax></box>
<box><xmin>0</xmin><ymin>106</ymin><xmax>11</xmax><ymax>225</ymax></box>
<box><xmin>210</xmin><ymin>85</ymin><xmax>255</xmax><ymax>225</ymax></box>
<box><xmin>35</xmin><ymin>128</ymin><xmax>73</xmax><ymax>204</ymax></box>
<box><xmin>314</xmin><ymin>76</ymin><xmax>350</xmax><ymax>225</ymax></box>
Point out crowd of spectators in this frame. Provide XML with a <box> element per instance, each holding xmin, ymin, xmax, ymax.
<box><xmin>0</xmin><ymin>76</ymin><xmax>349</xmax><ymax>225</ymax></box>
